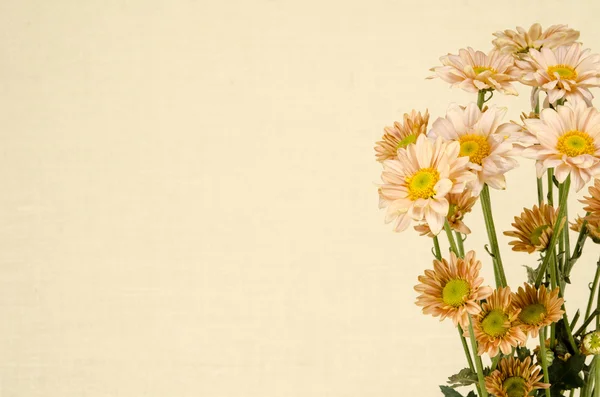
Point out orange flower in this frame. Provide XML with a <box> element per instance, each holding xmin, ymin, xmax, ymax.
<box><xmin>414</xmin><ymin>251</ymin><xmax>492</xmax><ymax>328</ymax></box>
<box><xmin>512</xmin><ymin>283</ymin><xmax>564</xmax><ymax>338</ymax></box>
<box><xmin>504</xmin><ymin>202</ymin><xmax>564</xmax><ymax>253</ymax></box>
<box><xmin>471</xmin><ymin>287</ymin><xmax>527</xmax><ymax>356</ymax></box>
<box><xmin>485</xmin><ymin>356</ymin><xmax>550</xmax><ymax>397</ymax></box>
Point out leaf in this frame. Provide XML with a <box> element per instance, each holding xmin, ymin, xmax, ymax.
<box><xmin>547</xmin><ymin>353</ymin><xmax>585</xmax><ymax>391</ymax></box>
<box><xmin>466</xmin><ymin>392</ymin><xmax>476</xmax><ymax>397</ymax></box>
<box><xmin>524</xmin><ymin>265</ymin><xmax>540</xmax><ymax>284</ymax></box>
<box><xmin>516</xmin><ymin>346</ymin><xmax>531</xmax><ymax>361</ymax></box>
<box><xmin>447</xmin><ymin>368</ymin><xmax>478</xmax><ymax>388</ymax></box>
<box><xmin>439</xmin><ymin>385</ymin><xmax>464</xmax><ymax>397</ymax></box>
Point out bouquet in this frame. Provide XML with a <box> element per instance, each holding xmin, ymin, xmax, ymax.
<box><xmin>374</xmin><ymin>23</ymin><xmax>600</xmax><ymax>397</ymax></box>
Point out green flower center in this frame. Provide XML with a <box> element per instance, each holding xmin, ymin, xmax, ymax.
<box><xmin>584</xmin><ymin>331</ymin><xmax>600</xmax><ymax>354</ymax></box>
<box><xmin>547</xmin><ymin>64</ymin><xmax>578</xmax><ymax>80</ymax></box>
<box><xmin>406</xmin><ymin>168</ymin><xmax>440</xmax><ymax>201</ymax></box>
<box><xmin>396</xmin><ymin>134</ymin><xmax>417</xmax><ymax>150</ymax></box>
<box><xmin>503</xmin><ymin>376</ymin><xmax>528</xmax><ymax>397</ymax></box>
<box><xmin>442</xmin><ymin>279</ymin><xmax>471</xmax><ymax>307</ymax></box>
<box><xmin>473</xmin><ymin>66</ymin><xmax>496</xmax><ymax>75</ymax></box>
<box><xmin>530</xmin><ymin>224</ymin><xmax>550</xmax><ymax>246</ymax></box>
<box><xmin>459</xmin><ymin>134</ymin><xmax>490</xmax><ymax>165</ymax></box>
<box><xmin>556</xmin><ymin>130</ymin><xmax>595</xmax><ymax>157</ymax></box>
<box><xmin>518</xmin><ymin>303</ymin><xmax>546</xmax><ymax>325</ymax></box>
<box><xmin>481</xmin><ymin>309</ymin><xmax>509</xmax><ymax>337</ymax></box>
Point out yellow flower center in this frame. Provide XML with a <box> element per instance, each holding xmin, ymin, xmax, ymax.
<box><xmin>518</xmin><ymin>303</ymin><xmax>546</xmax><ymax>325</ymax></box>
<box><xmin>556</xmin><ymin>130</ymin><xmax>595</xmax><ymax>157</ymax></box>
<box><xmin>481</xmin><ymin>309</ymin><xmax>509</xmax><ymax>337</ymax></box>
<box><xmin>547</xmin><ymin>64</ymin><xmax>578</xmax><ymax>80</ymax></box>
<box><xmin>473</xmin><ymin>66</ymin><xmax>496</xmax><ymax>75</ymax></box>
<box><xmin>503</xmin><ymin>376</ymin><xmax>528</xmax><ymax>397</ymax></box>
<box><xmin>459</xmin><ymin>134</ymin><xmax>490</xmax><ymax>165</ymax></box>
<box><xmin>442</xmin><ymin>279</ymin><xmax>470</xmax><ymax>307</ymax></box>
<box><xmin>406</xmin><ymin>168</ymin><xmax>440</xmax><ymax>201</ymax></box>
<box><xmin>396</xmin><ymin>134</ymin><xmax>417</xmax><ymax>150</ymax></box>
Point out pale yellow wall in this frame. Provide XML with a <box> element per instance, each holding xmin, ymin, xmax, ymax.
<box><xmin>1</xmin><ymin>1</ymin><xmax>600</xmax><ymax>396</ymax></box>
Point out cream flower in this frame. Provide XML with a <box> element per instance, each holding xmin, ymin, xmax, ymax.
<box><xmin>414</xmin><ymin>190</ymin><xmax>478</xmax><ymax>236</ymax></box>
<box><xmin>374</xmin><ymin>110</ymin><xmax>429</xmax><ymax>162</ymax></box>
<box><xmin>378</xmin><ymin>135</ymin><xmax>475</xmax><ymax>235</ymax></box>
<box><xmin>429</xmin><ymin>103</ymin><xmax>520</xmax><ymax>194</ymax></box>
<box><xmin>428</xmin><ymin>47</ymin><xmax>520</xmax><ymax>95</ymax></box>
<box><xmin>517</xmin><ymin>43</ymin><xmax>600</xmax><ymax>105</ymax></box>
<box><xmin>521</xmin><ymin>100</ymin><xmax>600</xmax><ymax>191</ymax></box>
<box><xmin>415</xmin><ymin>251</ymin><xmax>492</xmax><ymax>328</ymax></box>
<box><xmin>493</xmin><ymin>23</ymin><xmax>580</xmax><ymax>56</ymax></box>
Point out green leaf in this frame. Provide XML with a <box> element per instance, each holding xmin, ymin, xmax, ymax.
<box><xmin>524</xmin><ymin>264</ymin><xmax>540</xmax><ymax>284</ymax></box>
<box><xmin>516</xmin><ymin>346</ymin><xmax>531</xmax><ymax>361</ymax></box>
<box><xmin>447</xmin><ymin>368</ymin><xmax>478</xmax><ymax>388</ymax></box>
<box><xmin>466</xmin><ymin>392</ymin><xmax>476</xmax><ymax>397</ymax></box>
<box><xmin>547</xmin><ymin>353</ymin><xmax>585</xmax><ymax>391</ymax></box>
<box><xmin>439</xmin><ymin>385</ymin><xmax>464</xmax><ymax>397</ymax></box>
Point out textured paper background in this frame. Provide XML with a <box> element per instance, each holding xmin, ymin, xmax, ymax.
<box><xmin>2</xmin><ymin>1</ymin><xmax>600</xmax><ymax>396</ymax></box>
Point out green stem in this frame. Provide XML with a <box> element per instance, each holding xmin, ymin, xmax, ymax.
<box><xmin>455</xmin><ymin>231</ymin><xmax>465</xmax><ymax>257</ymax></box>
<box><xmin>537</xmin><ymin>177</ymin><xmax>544</xmax><ymax>206</ymax></box>
<box><xmin>535</xmin><ymin>175</ymin><xmax>571</xmax><ymax>287</ymax></box>
<box><xmin>539</xmin><ymin>327</ymin><xmax>552</xmax><ymax>397</ymax></box>
<box><xmin>597</xmin><ymin>277</ymin><xmax>600</xmax><ymax>329</ymax></box>
<box><xmin>477</xmin><ymin>90</ymin><xmax>485</xmax><ymax>110</ymax></box>
<box><xmin>562</xmin><ymin>310</ymin><xmax>579</xmax><ymax>354</ymax></box>
<box><xmin>595</xmin><ymin>355</ymin><xmax>600</xmax><ymax>397</ymax></box>
<box><xmin>444</xmin><ymin>220</ymin><xmax>459</xmax><ymax>257</ymax></box>
<box><xmin>549</xmin><ymin>253</ymin><xmax>557</xmax><ymax>348</ymax></box>
<box><xmin>468</xmin><ymin>315</ymin><xmax>488</xmax><ymax>397</ymax></box>
<box><xmin>575</xmin><ymin>309</ymin><xmax>600</xmax><ymax>337</ymax></box>
<box><xmin>547</xmin><ymin>168</ymin><xmax>554</xmax><ymax>206</ymax></box>
<box><xmin>490</xmin><ymin>353</ymin><xmax>501</xmax><ymax>372</ymax></box>
<box><xmin>457</xmin><ymin>325</ymin><xmax>475</xmax><ymax>373</ymax></box>
<box><xmin>584</xmin><ymin>259</ymin><xmax>600</xmax><ymax>334</ymax></box>
<box><xmin>480</xmin><ymin>184</ymin><xmax>507</xmax><ymax>288</ymax></box>
<box><xmin>566</xmin><ymin>212</ymin><xmax>589</xmax><ymax>278</ymax></box>
<box><xmin>433</xmin><ymin>236</ymin><xmax>442</xmax><ymax>260</ymax></box>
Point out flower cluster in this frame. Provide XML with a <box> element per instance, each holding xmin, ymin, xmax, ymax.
<box><xmin>374</xmin><ymin>22</ymin><xmax>600</xmax><ymax>397</ymax></box>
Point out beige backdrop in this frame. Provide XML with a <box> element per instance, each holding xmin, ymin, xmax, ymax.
<box><xmin>1</xmin><ymin>0</ymin><xmax>600</xmax><ymax>396</ymax></box>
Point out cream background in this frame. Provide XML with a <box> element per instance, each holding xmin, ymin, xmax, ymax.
<box><xmin>2</xmin><ymin>0</ymin><xmax>600</xmax><ymax>396</ymax></box>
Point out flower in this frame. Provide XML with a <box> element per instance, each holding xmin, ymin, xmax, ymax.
<box><xmin>428</xmin><ymin>47</ymin><xmax>520</xmax><ymax>95</ymax></box>
<box><xmin>516</xmin><ymin>43</ymin><xmax>600</xmax><ymax>105</ymax></box>
<box><xmin>581</xmin><ymin>178</ymin><xmax>600</xmax><ymax>216</ymax></box>
<box><xmin>414</xmin><ymin>251</ymin><xmax>492</xmax><ymax>327</ymax></box>
<box><xmin>429</xmin><ymin>103</ymin><xmax>520</xmax><ymax>194</ymax></box>
<box><xmin>414</xmin><ymin>190</ymin><xmax>478</xmax><ymax>236</ymax></box>
<box><xmin>378</xmin><ymin>135</ymin><xmax>475</xmax><ymax>235</ymax></box>
<box><xmin>582</xmin><ymin>331</ymin><xmax>600</xmax><ymax>355</ymax></box>
<box><xmin>512</xmin><ymin>283</ymin><xmax>564</xmax><ymax>338</ymax></box>
<box><xmin>485</xmin><ymin>356</ymin><xmax>550</xmax><ymax>397</ymax></box>
<box><xmin>571</xmin><ymin>215</ymin><xmax>600</xmax><ymax>243</ymax></box>
<box><xmin>493</xmin><ymin>23</ymin><xmax>580</xmax><ymax>56</ymax></box>
<box><xmin>471</xmin><ymin>287</ymin><xmax>528</xmax><ymax>356</ymax></box>
<box><xmin>504</xmin><ymin>202</ymin><xmax>565</xmax><ymax>253</ymax></box>
<box><xmin>375</xmin><ymin>110</ymin><xmax>430</xmax><ymax>162</ymax></box>
<box><xmin>521</xmin><ymin>100</ymin><xmax>600</xmax><ymax>192</ymax></box>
